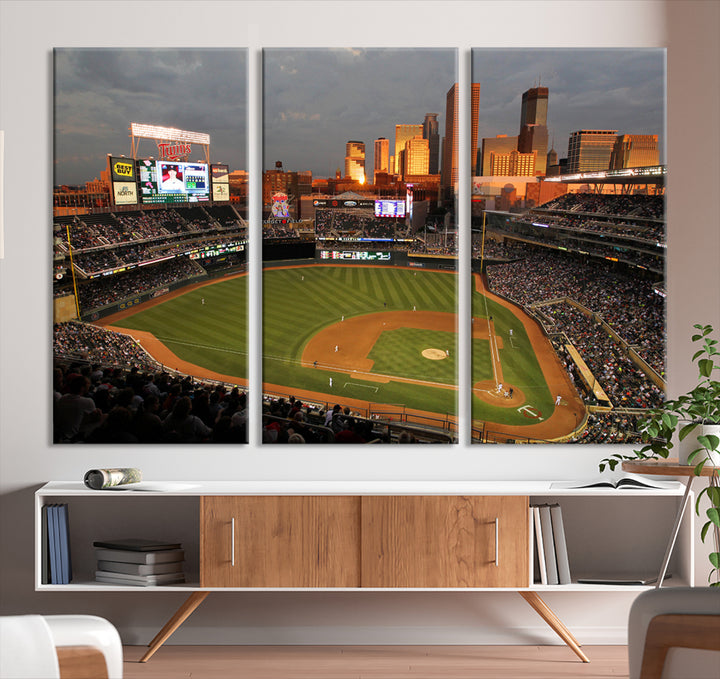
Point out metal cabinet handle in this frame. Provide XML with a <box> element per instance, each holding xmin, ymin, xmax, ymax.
<box><xmin>231</xmin><ymin>517</ymin><xmax>235</xmax><ymax>566</ymax></box>
<box><xmin>495</xmin><ymin>517</ymin><xmax>499</xmax><ymax>567</ymax></box>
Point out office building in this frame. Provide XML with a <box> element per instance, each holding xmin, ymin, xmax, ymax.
<box><xmin>520</xmin><ymin>86</ymin><xmax>548</xmax><ymax>127</ymax></box>
<box><xmin>488</xmin><ymin>149</ymin><xmax>537</xmax><ymax>176</ymax></box>
<box><xmin>518</xmin><ymin>87</ymin><xmax>549</xmax><ymax>175</ymax></box>
<box><xmin>481</xmin><ymin>135</ymin><xmax>518</xmax><ymax>176</ymax></box>
<box><xmin>403</xmin><ymin>136</ymin><xmax>430</xmax><ymax>177</ymax></box>
<box><xmin>442</xmin><ymin>82</ymin><xmax>481</xmax><ymax>192</ymax></box>
<box><xmin>423</xmin><ymin>113</ymin><xmax>440</xmax><ymax>174</ymax></box>
<box><xmin>567</xmin><ymin>129</ymin><xmax>619</xmax><ymax>173</ymax></box>
<box><xmin>610</xmin><ymin>134</ymin><xmax>660</xmax><ymax>169</ymax></box>
<box><xmin>373</xmin><ymin>137</ymin><xmax>390</xmax><ymax>182</ymax></box>
<box><xmin>344</xmin><ymin>140</ymin><xmax>366</xmax><ymax>183</ymax></box>
<box><xmin>394</xmin><ymin>124</ymin><xmax>422</xmax><ymax>174</ymax></box>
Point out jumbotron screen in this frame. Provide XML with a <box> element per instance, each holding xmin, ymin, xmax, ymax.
<box><xmin>137</xmin><ymin>159</ymin><xmax>210</xmax><ymax>204</ymax></box>
<box><xmin>374</xmin><ymin>199</ymin><xmax>406</xmax><ymax>218</ymax></box>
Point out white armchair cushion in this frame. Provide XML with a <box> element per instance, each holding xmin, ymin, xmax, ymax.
<box><xmin>0</xmin><ymin>614</ymin><xmax>122</xmax><ymax>679</ymax></box>
<box><xmin>0</xmin><ymin>615</ymin><xmax>60</xmax><ymax>679</ymax></box>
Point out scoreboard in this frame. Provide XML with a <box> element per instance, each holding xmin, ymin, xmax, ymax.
<box><xmin>318</xmin><ymin>250</ymin><xmax>392</xmax><ymax>261</ymax></box>
<box><xmin>374</xmin><ymin>199</ymin><xmax>406</xmax><ymax>218</ymax></box>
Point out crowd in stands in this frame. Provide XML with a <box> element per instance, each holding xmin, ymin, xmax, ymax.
<box><xmin>54</xmin><ymin>323</ymin><xmax>247</xmax><ymax>444</ymax></box>
<box><xmin>471</xmin><ymin>236</ymin><xmax>527</xmax><ymax>261</ymax></box>
<box><xmin>518</xmin><ymin>212</ymin><xmax>664</xmax><ymax>244</ymax></box>
<box><xmin>314</xmin><ymin>210</ymin><xmax>408</xmax><ymax>239</ymax></box>
<box><xmin>69</xmin><ymin>258</ymin><xmax>204</xmax><ymax>311</ymax></box>
<box><xmin>261</xmin><ymin>396</ymin><xmax>426</xmax><ymax>444</ymax></box>
<box><xmin>547</xmin><ymin>305</ymin><xmax>664</xmax><ymax>409</ymax></box>
<box><xmin>569</xmin><ymin>411</ymin><xmax>646</xmax><ymax>444</ymax></box>
<box><xmin>55</xmin><ymin>207</ymin><xmax>246</xmax><ymax>252</ymax></box>
<box><xmin>486</xmin><ymin>246</ymin><xmax>664</xmax><ymax>367</ymax></box>
<box><xmin>263</xmin><ymin>225</ymin><xmax>301</xmax><ymax>238</ymax></box>
<box><xmin>540</xmin><ymin>193</ymin><xmax>664</xmax><ymax>220</ymax></box>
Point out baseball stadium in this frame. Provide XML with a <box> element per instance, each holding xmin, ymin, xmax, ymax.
<box><xmin>52</xmin><ymin>122</ymin><xmax>666</xmax><ymax>445</ymax></box>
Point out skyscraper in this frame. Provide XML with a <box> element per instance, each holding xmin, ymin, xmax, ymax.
<box><xmin>481</xmin><ymin>135</ymin><xmax>518</xmax><ymax>175</ymax></box>
<box><xmin>520</xmin><ymin>87</ymin><xmax>548</xmax><ymax>128</ymax></box>
<box><xmin>403</xmin><ymin>136</ymin><xmax>430</xmax><ymax>177</ymax></box>
<box><xmin>394</xmin><ymin>124</ymin><xmax>423</xmax><ymax>174</ymax></box>
<box><xmin>441</xmin><ymin>82</ymin><xmax>481</xmax><ymax>192</ymax></box>
<box><xmin>609</xmin><ymin>134</ymin><xmax>660</xmax><ymax>169</ymax></box>
<box><xmin>567</xmin><ymin>130</ymin><xmax>618</xmax><ymax>173</ymax></box>
<box><xmin>518</xmin><ymin>87</ymin><xmax>549</xmax><ymax>175</ymax></box>
<box><xmin>373</xmin><ymin>137</ymin><xmax>389</xmax><ymax>182</ymax></box>
<box><xmin>344</xmin><ymin>141</ymin><xmax>366</xmax><ymax>182</ymax></box>
<box><xmin>422</xmin><ymin>113</ymin><xmax>440</xmax><ymax>174</ymax></box>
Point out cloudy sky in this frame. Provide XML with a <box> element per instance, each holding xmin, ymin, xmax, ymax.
<box><xmin>472</xmin><ymin>48</ymin><xmax>665</xmax><ymax>163</ymax></box>
<box><xmin>54</xmin><ymin>47</ymin><xmax>664</xmax><ymax>185</ymax></box>
<box><xmin>263</xmin><ymin>48</ymin><xmax>456</xmax><ymax>178</ymax></box>
<box><xmin>54</xmin><ymin>49</ymin><xmax>247</xmax><ymax>185</ymax></box>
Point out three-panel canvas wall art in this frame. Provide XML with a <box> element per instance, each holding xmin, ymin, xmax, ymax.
<box><xmin>52</xmin><ymin>47</ymin><xmax>665</xmax><ymax>445</ymax></box>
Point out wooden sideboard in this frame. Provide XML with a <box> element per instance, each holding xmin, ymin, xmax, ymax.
<box><xmin>36</xmin><ymin>481</ymin><xmax>693</xmax><ymax>664</ymax></box>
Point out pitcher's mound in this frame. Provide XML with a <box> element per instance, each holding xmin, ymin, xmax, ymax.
<box><xmin>422</xmin><ymin>348</ymin><xmax>447</xmax><ymax>360</ymax></box>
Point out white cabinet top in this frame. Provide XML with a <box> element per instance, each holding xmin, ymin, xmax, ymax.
<box><xmin>36</xmin><ymin>479</ymin><xmax>685</xmax><ymax>497</ymax></box>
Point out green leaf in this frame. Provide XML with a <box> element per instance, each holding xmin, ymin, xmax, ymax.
<box><xmin>701</xmin><ymin>521</ymin><xmax>711</xmax><ymax>541</ymax></box>
<box><xmin>707</xmin><ymin>486</ymin><xmax>720</xmax><ymax>505</ymax></box>
<box><xmin>698</xmin><ymin>434</ymin><xmax>720</xmax><ymax>451</ymax></box>
<box><xmin>679</xmin><ymin>422</ymin><xmax>700</xmax><ymax>441</ymax></box>
<box><xmin>710</xmin><ymin>552</ymin><xmax>720</xmax><ymax>569</ymax></box>
<box><xmin>699</xmin><ymin>358</ymin><xmax>714</xmax><ymax>377</ymax></box>
<box><xmin>707</xmin><ymin>507</ymin><xmax>720</xmax><ymax>528</ymax></box>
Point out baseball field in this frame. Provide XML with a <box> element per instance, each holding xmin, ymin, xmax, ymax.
<box><xmin>101</xmin><ymin>264</ymin><xmax>583</xmax><ymax>439</ymax></box>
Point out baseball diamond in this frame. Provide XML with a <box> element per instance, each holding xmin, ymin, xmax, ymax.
<box><xmin>98</xmin><ymin>263</ymin><xmax>582</xmax><ymax>440</ymax></box>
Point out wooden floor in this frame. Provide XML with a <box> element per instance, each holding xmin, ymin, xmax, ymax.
<box><xmin>122</xmin><ymin>645</ymin><xmax>630</xmax><ymax>678</ymax></box>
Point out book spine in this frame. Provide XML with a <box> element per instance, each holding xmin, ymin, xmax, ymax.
<box><xmin>58</xmin><ymin>504</ymin><xmax>71</xmax><ymax>584</ymax></box>
<box><xmin>550</xmin><ymin>504</ymin><xmax>572</xmax><ymax>585</ymax></box>
<box><xmin>532</xmin><ymin>506</ymin><xmax>547</xmax><ymax>585</ymax></box>
<box><xmin>49</xmin><ymin>505</ymin><xmax>60</xmax><ymax>585</ymax></box>
<box><xmin>539</xmin><ymin>505</ymin><xmax>559</xmax><ymax>586</ymax></box>
<box><xmin>41</xmin><ymin>504</ymin><xmax>49</xmax><ymax>585</ymax></box>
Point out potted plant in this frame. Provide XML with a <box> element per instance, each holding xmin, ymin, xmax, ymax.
<box><xmin>600</xmin><ymin>324</ymin><xmax>720</xmax><ymax>586</ymax></box>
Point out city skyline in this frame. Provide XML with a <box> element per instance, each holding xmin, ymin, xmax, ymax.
<box><xmin>472</xmin><ymin>48</ymin><xmax>665</xmax><ymax>167</ymax></box>
<box><xmin>263</xmin><ymin>48</ymin><xmax>456</xmax><ymax>179</ymax></box>
<box><xmin>54</xmin><ymin>49</ymin><xmax>248</xmax><ymax>186</ymax></box>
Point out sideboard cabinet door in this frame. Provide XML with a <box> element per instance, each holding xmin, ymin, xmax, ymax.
<box><xmin>200</xmin><ymin>496</ymin><xmax>362</xmax><ymax>587</ymax></box>
<box><xmin>361</xmin><ymin>496</ymin><xmax>529</xmax><ymax>588</ymax></box>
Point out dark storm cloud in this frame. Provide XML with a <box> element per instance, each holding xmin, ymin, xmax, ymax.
<box><xmin>54</xmin><ymin>49</ymin><xmax>247</xmax><ymax>185</ymax></box>
<box><xmin>472</xmin><ymin>48</ymin><xmax>665</xmax><ymax>162</ymax></box>
<box><xmin>263</xmin><ymin>48</ymin><xmax>456</xmax><ymax>177</ymax></box>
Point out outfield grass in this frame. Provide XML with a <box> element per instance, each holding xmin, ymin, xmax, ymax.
<box><xmin>116</xmin><ymin>276</ymin><xmax>248</xmax><ymax>379</ymax></box>
<box><xmin>262</xmin><ymin>265</ymin><xmax>458</xmax><ymax>414</ymax></box>
<box><xmin>114</xmin><ymin>265</ymin><xmax>556</xmax><ymax>425</ymax></box>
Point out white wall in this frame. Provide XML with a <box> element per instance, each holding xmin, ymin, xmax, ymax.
<box><xmin>1</xmin><ymin>0</ymin><xmax>718</xmax><ymax>646</ymax></box>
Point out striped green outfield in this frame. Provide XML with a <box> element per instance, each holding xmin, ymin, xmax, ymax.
<box><xmin>262</xmin><ymin>265</ymin><xmax>458</xmax><ymax>415</ymax></box>
<box><xmin>116</xmin><ymin>275</ymin><xmax>248</xmax><ymax>380</ymax></box>
<box><xmin>113</xmin><ymin>265</ymin><xmax>555</xmax><ymax>425</ymax></box>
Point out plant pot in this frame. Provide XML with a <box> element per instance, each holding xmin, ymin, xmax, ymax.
<box><xmin>678</xmin><ymin>422</ymin><xmax>720</xmax><ymax>466</ymax></box>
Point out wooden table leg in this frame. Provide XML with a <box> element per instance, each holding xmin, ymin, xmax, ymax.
<box><xmin>518</xmin><ymin>591</ymin><xmax>590</xmax><ymax>663</ymax></box>
<box><xmin>140</xmin><ymin>591</ymin><xmax>210</xmax><ymax>663</ymax></box>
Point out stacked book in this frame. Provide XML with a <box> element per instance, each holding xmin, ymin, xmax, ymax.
<box><xmin>93</xmin><ymin>538</ymin><xmax>185</xmax><ymax>586</ymax></box>
<box><xmin>530</xmin><ymin>503</ymin><xmax>571</xmax><ymax>586</ymax></box>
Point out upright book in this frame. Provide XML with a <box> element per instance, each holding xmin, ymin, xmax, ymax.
<box><xmin>550</xmin><ymin>504</ymin><xmax>571</xmax><ymax>585</ymax></box>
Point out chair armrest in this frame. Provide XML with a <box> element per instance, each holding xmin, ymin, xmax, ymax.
<box><xmin>640</xmin><ymin>614</ymin><xmax>720</xmax><ymax>679</ymax></box>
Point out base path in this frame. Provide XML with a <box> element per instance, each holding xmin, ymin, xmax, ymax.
<box><xmin>473</xmin><ymin>273</ymin><xmax>585</xmax><ymax>442</ymax></box>
<box><xmin>302</xmin><ymin>310</ymin><xmax>456</xmax><ymax>385</ymax></box>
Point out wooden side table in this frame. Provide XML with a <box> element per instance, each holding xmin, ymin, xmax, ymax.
<box><xmin>622</xmin><ymin>459</ymin><xmax>719</xmax><ymax>587</ymax></box>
